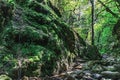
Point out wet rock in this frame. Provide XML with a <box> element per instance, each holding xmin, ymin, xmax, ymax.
<box><xmin>82</xmin><ymin>71</ymin><xmax>93</xmax><ymax>80</ymax></box>
<box><xmin>103</xmin><ymin>57</ymin><xmax>115</xmax><ymax>65</ymax></box>
<box><xmin>83</xmin><ymin>75</ymin><xmax>93</xmax><ymax>80</ymax></box>
<box><xmin>102</xmin><ymin>54</ymin><xmax>110</xmax><ymax>59</ymax></box>
<box><xmin>92</xmin><ymin>73</ymin><xmax>102</xmax><ymax>80</ymax></box>
<box><xmin>104</xmin><ymin>66</ymin><xmax>115</xmax><ymax>71</ymax></box>
<box><xmin>75</xmin><ymin>59</ymin><xmax>86</xmax><ymax>63</ymax></box>
<box><xmin>83</xmin><ymin>70</ymin><xmax>91</xmax><ymax>74</ymax></box>
<box><xmin>84</xmin><ymin>72</ymin><xmax>91</xmax><ymax>76</ymax></box>
<box><xmin>101</xmin><ymin>71</ymin><xmax>120</xmax><ymax>79</ymax></box>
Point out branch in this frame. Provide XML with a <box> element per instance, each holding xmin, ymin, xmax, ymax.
<box><xmin>95</xmin><ymin>9</ymin><xmax>106</xmax><ymax>21</ymax></box>
<box><xmin>98</xmin><ymin>0</ymin><xmax>118</xmax><ymax>18</ymax></box>
<box><xmin>115</xmin><ymin>1</ymin><xmax>120</xmax><ymax>12</ymax></box>
<box><xmin>95</xmin><ymin>6</ymin><xmax>118</xmax><ymax>21</ymax></box>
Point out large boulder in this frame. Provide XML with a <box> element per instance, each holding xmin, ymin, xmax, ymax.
<box><xmin>0</xmin><ymin>0</ymin><xmax>86</xmax><ymax>78</ymax></box>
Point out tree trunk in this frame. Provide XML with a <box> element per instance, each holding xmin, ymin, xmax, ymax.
<box><xmin>90</xmin><ymin>0</ymin><xmax>95</xmax><ymax>45</ymax></box>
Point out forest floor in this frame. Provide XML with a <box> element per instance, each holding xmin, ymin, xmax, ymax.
<box><xmin>23</xmin><ymin>54</ymin><xmax>120</xmax><ymax>80</ymax></box>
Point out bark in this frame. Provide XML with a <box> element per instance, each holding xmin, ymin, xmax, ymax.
<box><xmin>90</xmin><ymin>0</ymin><xmax>95</xmax><ymax>45</ymax></box>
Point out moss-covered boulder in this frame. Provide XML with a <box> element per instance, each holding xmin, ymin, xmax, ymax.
<box><xmin>112</xmin><ymin>19</ymin><xmax>120</xmax><ymax>54</ymax></box>
<box><xmin>0</xmin><ymin>0</ymin><xmax>100</xmax><ymax>79</ymax></box>
<box><xmin>0</xmin><ymin>0</ymin><xmax>86</xmax><ymax>78</ymax></box>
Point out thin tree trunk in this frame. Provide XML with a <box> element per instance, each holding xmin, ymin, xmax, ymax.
<box><xmin>90</xmin><ymin>0</ymin><xmax>95</xmax><ymax>45</ymax></box>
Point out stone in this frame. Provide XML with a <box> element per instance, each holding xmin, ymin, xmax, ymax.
<box><xmin>104</xmin><ymin>57</ymin><xmax>115</xmax><ymax>65</ymax></box>
<box><xmin>65</xmin><ymin>75</ymin><xmax>75</xmax><ymax>80</ymax></box>
<box><xmin>22</xmin><ymin>76</ymin><xmax>29</xmax><ymax>80</ymax></box>
<box><xmin>104</xmin><ymin>66</ymin><xmax>115</xmax><ymax>71</ymax></box>
<box><xmin>92</xmin><ymin>73</ymin><xmax>102</xmax><ymax>80</ymax></box>
<box><xmin>75</xmin><ymin>59</ymin><xmax>86</xmax><ymax>63</ymax></box>
<box><xmin>75</xmin><ymin>71</ymin><xmax>84</xmax><ymax>79</ymax></box>
<box><xmin>74</xmin><ymin>65</ymin><xmax>82</xmax><ymax>69</ymax></box>
<box><xmin>114</xmin><ymin>64</ymin><xmax>120</xmax><ymax>72</ymax></box>
<box><xmin>72</xmin><ymin>69</ymin><xmax>82</xmax><ymax>74</ymax></box>
<box><xmin>83</xmin><ymin>75</ymin><xmax>93</xmax><ymax>80</ymax></box>
<box><xmin>92</xmin><ymin>65</ymin><xmax>103</xmax><ymax>73</ymax></box>
<box><xmin>82</xmin><ymin>71</ymin><xmax>93</xmax><ymax>80</ymax></box>
<box><xmin>101</xmin><ymin>71</ymin><xmax>120</xmax><ymax>79</ymax></box>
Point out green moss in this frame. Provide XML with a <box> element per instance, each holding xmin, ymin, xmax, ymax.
<box><xmin>25</xmin><ymin>9</ymin><xmax>52</xmax><ymax>25</ymax></box>
<box><xmin>0</xmin><ymin>0</ymin><xmax>86</xmax><ymax>77</ymax></box>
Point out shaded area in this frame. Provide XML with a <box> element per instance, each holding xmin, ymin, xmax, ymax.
<box><xmin>0</xmin><ymin>0</ymin><xmax>101</xmax><ymax>79</ymax></box>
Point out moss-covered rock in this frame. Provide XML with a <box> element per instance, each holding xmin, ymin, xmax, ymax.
<box><xmin>112</xmin><ymin>19</ymin><xmax>120</xmax><ymax>54</ymax></box>
<box><xmin>83</xmin><ymin>45</ymin><xmax>101</xmax><ymax>60</ymax></box>
<box><xmin>0</xmin><ymin>0</ymin><xmax>98</xmax><ymax>79</ymax></box>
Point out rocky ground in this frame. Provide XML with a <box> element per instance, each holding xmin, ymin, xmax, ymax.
<box><xmin>22</xmin><ymin>54</ymin><xmax>120</xmax><ymax>80</ymax></box>
<box><xmin>1</xmin><ymin>54</ymin><xmax>120</xmax><ymax>80</ymax></box>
